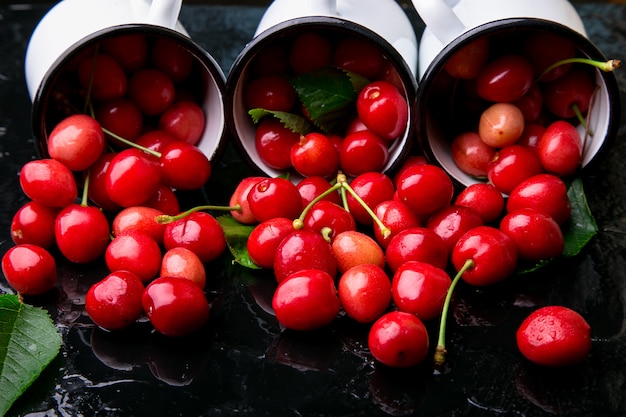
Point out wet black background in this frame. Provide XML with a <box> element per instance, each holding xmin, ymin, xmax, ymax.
<box><xmin>1</xmin><ymin>1</ymin><xmax>626</xmax><ymax>416</ymax></box>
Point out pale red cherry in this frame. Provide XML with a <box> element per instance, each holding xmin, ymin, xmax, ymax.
<box><xmin>160</xmin><ymin>247</ymin><xmax>206</xmax><ymax>289</ymax></box>
<box><xmin>451</xmin><ymin>131</ymin><xmax>497</xmax><ymax>177</ymax></box>
<box><xmin>478</xmin><ymin>102</ymin><xmax>525</xmax><ymax>148</ymax></box>
<box><xmin>331</xmin><ymin>230</ymin><xmax>385</xmax><ymax>274</ymax></box>
<box><xmin>112</xmin><ymin>206</ymin><xmax>166</xmax><ymax>245</ymax></box>
<box><xmin>47</xmin><ymin>114</ymin><xmax>106</xmax><ymax>171</ymax></box>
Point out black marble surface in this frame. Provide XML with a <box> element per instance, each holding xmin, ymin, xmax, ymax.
<box><xmin>1</xmin><ymin>2</ymin><xmax>626</xmax><ymax>416</ymax></box>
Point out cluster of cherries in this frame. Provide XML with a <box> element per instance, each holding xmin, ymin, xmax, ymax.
<box><xmin>243</xmin><ymin>31</ymin><xmax>409</xmax><ymax>178</ymax></box>
<box><xmin>434</xmin><ymin>31</ymin><xmax>617</xmax><ymax>194</ymax></box>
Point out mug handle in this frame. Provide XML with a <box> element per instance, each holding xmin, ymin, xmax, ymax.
<box><xmin>411</xmin><ymin>0</ymin><xmax>466</xmax><ymax>45</ymax></box>
<box><xmin>147</xmin><ymin>0</ymin><xmax>183</xmax><ymax>28</ymax></box>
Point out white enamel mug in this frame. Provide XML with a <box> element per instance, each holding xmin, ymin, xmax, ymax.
<box><xmin>412</xmin><ymin>0</ymin><xmax>620</xmax><ymax>187</ymax></box>
<box><xmin>24</xmin><ymin>0</ymin><xmax>227</xmax><ymax>162</ymax></box>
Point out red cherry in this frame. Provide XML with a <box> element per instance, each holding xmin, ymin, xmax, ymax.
<box><xmin>537</xmin><ymin>120</ymin><xmax>582</xmax><ymax>177</ymax></box>
<box><xmin>385</xmin><ymin>227</ymin><xmax>449</xmax><ymax>273</ymax></box>
<box><xmin>345</xmin><ymin>172</ymin><xmax>395</xmax><ymax>226</ymax></box>
<box><xmin>2</xmin><ymin>244</ymin><xmax>57</xmax><ymax>295</ymax></box>
<box><xmin>77</xmin><ymin>53</ymin><xmax>127</xmax><ymax>102</ymax></box>
<box><xmin>134</xmin><ymin>130</ymin><xmax>175</xmax><ymax>153</ymax></box>
<box><xmin>151</xmin><ymin>37</ymin><xmax>194</xmax><ymax>82</ymax></box>
<box><xmin>333</xmin><ymin>36</ymin><xmax>385</xmax><ymax>79</ymax></box>
<box><xmin>338</xmin><ymin>263</ymin><xmax>391</xmax><ymax>324</ymax></box>
<box><xmin>246</xmin><ymin>217</ymin><xmax>294</xmax><ymax>269</ymax></box>
<box><xmin>523</xmin><ymin>32</ymin><xmax>576</xmax><ymax>82</ymax></box>
<box><xmin>229</xmin><ymin>176</ymin><xmax>265</xmax><ymax>225</ymax></box>
<box><xmin>19</xmin><ymin>159</ymin><xmax>78</xmax><ymax>208</ymax></box>
<box><xmin>516</xmin><ymin>123</ymin><xmax>546</xmax><ymax>155</ymax></box>
<box><xmin>158</xmin><ymin>100</ymin><xmax>205</xmax><ymax>145</ymax></box>
<box><xmin>542</xmin><ymin>67</ymin><xmax>596</xmax><ymax>119</ymax></box>
<box><xmin>339</xmin><ymin>130</ymin><xmax>389</xmax><ymax>177</ymax></box>
<box><xmin>128</xmin><ymin>68</ymin><xmax>175</xmax><ymax>116</ymax></box>
<box><xmin>486</xmin><ymin>145</ymin><xmax>543</xmax><ymax>195</ymax></box>
<box><xmin>331</xmin><ymin>230</ymin><xmax>385</xmax><ymax>274</ymax></box>
<box><xmin>272</xmin><ymin>269</ymin><xmax>340</xmax><ymax>331</ymax></box>
<box><xmin>500</xmin><ymin>208</ymin><xmax>564</xmax><ymax>262</ymax></box>
<box><xmin>273</xmin><ymin>229</ymin><xmax>337</xmax><ymax>284</ymax></box>
<box><xmin>254</xmin><ymin>118</ymin><xmax>300</xmax><ymax>170</ymax></box>
<box><xmin>85</xmin><ymin>270</ymin><xmax>145</xmax><ymax>331</ymax></box>
<box><xmin>392</xmin><ymin>155</ymin><xmax>428</xmax><ymax>187</ymax></box>
<box><xmin>143</xmin><ymin>184</ymin><xmax>180</xmax><ymax>216</ymax></box>
<box><xmin>244</xmin><ymin>75</ymin><xmax>296</xmax><ymax>111</ymax></box>
<box><xmin>454</xmin><ymin>183</ymin><xmax>505</xmax><ymax>224</ymax></box>
<box><xmin>296</xmin><ymin>176</ymin><xmax>341</xmax><ymax>207</ymax></box>
<box><xmin>87</xmin><ymin>153</ymin><xmax>121</xmax><ymax>211</ymax></box>
<box><xmin>55</xmin><ymin>203</ymin><xmax>110</xmax><ymax>263</ymax></box>
<box><xmin>95</xmin><ymin>98</ymin><xmax>144</xmax><ymax>145</ymax></box>
<box><xmin>372</xmin><ymin>200</ymin><xmax>421</xmax><ymax>248</ymax></box>
<box><xmin>112</xmin><ymin>206</ymin><xmax>166</xmax><ymax>245</ymax></box>
<box><xmin>356</xmin><ymin>80</ymin><xmax>408</xmax><ymax>140</ymax></box>
<box><xmin>163</xmin><ymin>211</ymin><xmax>226</xmax><ymax>263</ymax></box>
<box><xmin>142</xmin><ymin>276</ymin><xmax>210</xmax><ymax>337</ymax></box>
<box><xmin>451</xmin><ymin>226</ymin><xmax>517</xmax><ymax>286</ymax></box>
<box><xmin>396</xmin><ymin>164</ymin><xmax>454</xmax><ymax>219</ymax></box>
<box><xmin>159</xmin><ymin>141</ymin><xmax>211</xmax><ymax>190</ymax></box>
<box><xmin>478</xmin><ymin>102</ymin><xmax>525</xmax><ymax>148</ymax></box>
<box><xmin>506</xmin><ymin>173</ymin><xmax>571</xmax><ymax>225</ymax></box>
<box><xmin>247</xmin><ymin>177</ymin><xmax>303</xmax><ymax>223</ymax></box>
<box><xmin>47</xmin><ymin>114</ymin><xmax>106</xmax><ymax>171</ymax></box>
<box><xmin>513</xmin><ymin>84</ymin><xmax>544</xmax><ymax>123</ymax></box>
<box><xmin>426</xmin><ymin>205</ymin><xmax>484</xmax><ymax>252</ymax></box>
<box><xmin>451</xmin><ymin>131</ymin><xmax>498</xmax><ymax>177</ymax></box>
<box><xmin>105</xmin><ymin>148</ymin><xmax>162</xmax><ymax>207</ymax></box>
<box><xmin>10</xmin><ymin>201</ymin><xmax>59</xmax><ymax>248</ymax></box>
<box><xmin>391</xmin><ymin>261</ymin><xmax>451</xmax><ymax>321</ymax></box>
<box><xmin>160</xmin><ymin>247</ymin><xmax>207</xmax><ymax>289</ymax></box>
<box><xmin>516</xmin><ymin>306</ymin><xmax>592</xmax><ymax>367</ymax></box>
<box><xmin>302</xmin><ymin>201</ymin><xmax>356</xmax><ymax>241</ymax></box>
<box><xmin>368</xmin><ymin>311</ymin><xmax>429</xmax><ymax>368</ymax></box>
<box><xmin>290</xmin><ymin>132</ymin><xmax>339</xmax><ymax>179</ymax></box>
<box><xmin>288</xmin><ymin>32</ymin><xmax>333</xmax><ymax>74</ymax></box>
<box><xmin>475</xmin><ymin>54</ymin><xmax>534</xmax><ymax>102</ymax></box>
<box><xmin>105</xmin><ymin>230</ymin><xmax>162</xmax><ymax>282</ymax></box>
<box><xmin>101</xmin><ymin>33</ymin><xmax>148</xmax><ymax>73</ymax></box>
<box><xmin>444</xmin><ymin>36</ymin><xmax>490</xmax><ymax>79</ymax></box>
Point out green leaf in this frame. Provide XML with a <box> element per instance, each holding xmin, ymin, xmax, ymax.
<box><xmin>562</xmin><ymin>177</ymin><xmax>598</xmax><ymax>257</ymax></box>
<box><xmin>248</xmin><ymin>109</ymin><xmax>314</xmax><ymax>135</ymax></box>
<box><xmin>0</xmin><ymin>294</ymin><xmax>61</xmax><ymax>416</ymax></box>
<box><xmin>291</xmin><ymin>67</ymin><xmax>359</xmax><ymax>134</ymax></box>
<box><xmin>217</xmin><ymin>215</ymin><xmax>261</xmax><ymax>269</ymax></box>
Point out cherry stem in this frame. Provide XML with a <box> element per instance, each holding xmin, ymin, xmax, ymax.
<box><xmin>337</xmin><ymin>175</ymin><xmax>391</xmax><ymax>239</ymax></box>
<box><xmin>81</xmin><ymin>170</ymin><xmax>91</xmax><ymax>207</ymax></box>
<box><xmin>433</xmin><ymin>258</ymin><xmax>475</xmax><ymax>369</ymax></box>
<box><xmin>101</xmin><ymin>127</ymin><xmax>162</xmax><ymax>158</ymax></box>
<box><xmin>571</xmin><ymin>103</ymin><xmax>594</xmax><ymax>137</ymax></box>
<box><xmin>538</xmin><ymin>57</ymin><xmax>620</xmax><ymax>81</ymax></box>
<box><xmin>294</xmin><ymin>181</ymin><xmax>343</xmax><ymax>230</ymax></box>
<box><xmin>155</xmin><ymin>203</ymin><xmax>241</xmax><ymax>224</ymax></box>
<box><xmin>82</xmin><ymin>45</ymin><xmax>100</xmax><ymax>114</ymax></box>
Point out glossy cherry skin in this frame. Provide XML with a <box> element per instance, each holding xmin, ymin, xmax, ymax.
<box><xmin>537</xmin><ymin>120</ymin><xmax>582</xmax><ymax>177</ymax></box>
<box><xmin>163</xmin><ymin>211</ymin><xmax>226</xmax><ymax>263</ymax></box>
<box><xmin>77</xmin><ymin>53</ymin><xmax>127</xmax><ymax>102</ymax></box>
<box><xmin>273</xmin><ymin>229</ymin><xmax>337</xmax><ymax>284</ymax></box>
<box><xmin>254</xmin><ymin>118</ymin><xmax>300</xmax><ymax>170</ymax></box>
<box><xmin>296</xmin><ymin>175</ymin><xmax>341</xmax><ymax>207</ymax></box>
<box><xmin>542</xmin><ymin>67</ymin><xmax>596</xmax><ymax>119</ymax></box>
<box><xmin>356</xmin><ymin>80</ymin><xmax>408</xmax><ymax>141</ymax></box>
<box><xmin>135</xmin><ymin>130</ymin><xmax>175</xmax><ymax>153</ymax></box>
<box><xmin>128</xmin><ymin>68</ymin><xmax>175</xmax><ymax>116</ymax></box>
<box><xmin>160</xmin><ymin>247</ymin><xmax>207</xmax><ymax>289</ymax></box>
<box><xmin>290</xmin><ymin>132</ymin><xmax>339</xmax><ymax>179</ymax></box>
<box><xmin>144</xmin><ymin>184</ymin><xmax>180</xmax><ymax>216</ymax></box>
<box><xmin>55</xmin><ymin>204</ymin><xmax>110</xmax><ymax>264</ymax></box>
<box><xmin>385</xmin><ymin>227</ymin><xmax>449</xmax><ymax>273</ymax></box>
<box><xmin>272</xmin><ymin>269</ymin><xmax>340</xmax><ymax>331</ymax></box>
<box><xmin>513</xmin><ymin>84</ymin><xmax>543</xmax><ymax>123</ymax></box>
<box><xmin>338</xmin><ymin>264</ymin><xmax>391</xmax><ymax>323</ymax></box>
<box><xmin>10</xmin><ymin>201</ymin><xmax>59</xmax><ymax>248</ymax></box>
<box><xmin>339</xmin><ymin>130</ymin><xmax>389</xmax><ymax>177</ymax></box>
<box><xmin>246</xmin><ymin>217</ymin><xmax>294</xmax><ymax>269</ymax></box>
<box><xmin>478</xmin><ymin>102</ymin><xmax>525</xmax><ymax>148</ymax></box>
<box><xmin>475</xmin><ymin>54</ymin><xmax>534</xmax><ymax>102</ymax></box>
<box><xmin>2</xmin><ymin>244</ymin><xmax>57</xmax><ymax>295</ymax></box>
<box><xmin>95</xmin><ymin>98</ymin><xmax>144</xmax><ymax>145</ymax></box>
<box><xmin>87</xmin><ymin>153</ymin><xmax>121</xmax><ymax>211</ymax></box>
<box><xmin>506</xmin><ymin>174</ymin><xmax>571</xmax><ymax>225</ymax></box>
<box><xmin>454</xmin><ymin>183</ymin><xmax>505</xmax><ymax>224</ymax></box>
<box><xmin>19</xmin><ymin>159</ymin><xmax>77</xmax><ymax>208</ymax></box>
<box><xmin>142</xmin><ymin>276</ymin><xmax>210</xmax><ymax>337</ymax></box>
<box><xmin>247</xmin><ymin>177</ymin><xmax>303</xmax><ymax>223</ymax></box>
<box><xmin>159</xmin><ymin>141</ymin><xmax>211</xmax><ymax>190</ymax></box>
<box><xmin>244</xmin><ymin>74</ymin><xmax>296</xmax><ymax>111</ymax></box>
<box><xmin>303</xmin><ymin>201</ymin><xmax>356</xmax><ymax>241</ymax></box>
<box><xmin>85</xmin><ymin>270</ymin><xmax>145</xmax><ymax>331</ymax></box>
<box><xmin>426</xmin><ymin>205</ymin><xmax>484</xmax><ymax>252</ymax></box>
<box><xmin>451</xmin><ymin>131</ymin><xmax>497</xmax><ymax>177</ymax></box>
<box><xmin>151</xmin><ymin>37</ymin><xmax>194</xmax><ymax>82</ymax></box>
<box><xmin>105</xmin><ymin>148</ymin><xmax>162</xmax><ymax>207</ymax></box>
<box><xmin>373</xmin><ymin>200</ymin><xmax>421</xmax><ymax>248</ymax></box>
<box><xmin>486</xmin><ymin>145</ymin><xmax>543</xmax><ymax>195</ymax></box>
<box><xmin>391</xmin><ymin>261</ymin><xmax>451</xmax><ymax>321</ymax></box>
<box><xmin>47</xmin><ymin>114</ymin><xmax>106</xmax><ymax>171</ymax></box>
<box><xmin>451</xmin><ymin>225</ymin><xmax>518</xmax><ymax>286</ymax></box>
<box><xmin>105</xmin><ymin>230</ymin><xmax>162</xmax><ymax>282</ymax></box>
<box><xmin>331</xmin><ymin>230</ymin><xmax>385</xmax><ymax>274</ymax></box>
<box><xmin>516</xmin><ymin>306</ymin><xmax>592</xmax><ymax>367</ymax></box>
<box><xmin>345</xmin><ymin>172</ymin><xmax>395</xmax><ymax>226</ymax></box>
<box><xmin>396</xmin><ymin>164</ymin><xmax>454</xmax><ymax>220</ymax></box>
<box><xmin>229</xmin><ymin>176</ymin><xmax>265</xmax><ymax>224</ymax></box>
<box><xmin>368</xmin><ymin>311</ymin><xmax>429</xmax><ymax>368</ymax></box>
<box><xmin>158</xmin><ymin>100</ymin><xmax>205</xmax><ymax>145</ymax></box>
<box><xmin>112</xmin><ymin>206</ymin><xmax>166</xmax><ymax>245</ymax></box>
<box><xmin>500</xmin><ymin>208</ymin><xmax>564</xmax><ymax>262</ymax></box>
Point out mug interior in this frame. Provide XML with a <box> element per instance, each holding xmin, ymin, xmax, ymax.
<box><xmin>32</xmin><ymin>24</ymin><xmax>227</xmax><ymax>163</ymax></box>
<box><xmin>225</xmin><ymin>16</ymin><xmax>418</xmax><ymax>181</ymax></box>
<box><xmin>416</xmin><ymin>18</ymin><xmax>621</xmax><ymax>188</ymax></box>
